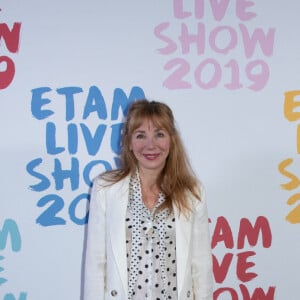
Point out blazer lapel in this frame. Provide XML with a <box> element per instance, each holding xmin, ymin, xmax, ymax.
<box><xmin>107</xmin><ymin>177</ymin><xmax>193</xmax><ymax>298</ymax></box>
<box><xmin>107</xmin><ymin>176</ymin><xmax>130</xmax><ymax>295</ymax></box>
<box><xmin>174</xmin><ymin>204</ymin><xmax>192</xmax><ymax>296</ymax></box>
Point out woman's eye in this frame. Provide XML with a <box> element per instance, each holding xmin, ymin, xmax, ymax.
<box><xmin>156</xmin><ymin>131</ymin><xmax>165</xmax><ymax>137</ymax></box>
<box><xmin>136</xmin><ymin>134</ymin><xmax>145</xmax><ymax>139</ymax></box>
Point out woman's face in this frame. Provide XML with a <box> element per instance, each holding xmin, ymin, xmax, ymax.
<box><xmin>130</xmin><ymin>119</ymin><xmax>171</xmax><ymax>174</ymax></box>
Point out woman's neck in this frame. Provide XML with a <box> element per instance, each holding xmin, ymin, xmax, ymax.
<box><xmin>138</xmin><ymin>168</ymin><xmax>159</xmax><ymax>188</ymax></box>
<box><xmin>138</xmin><ymin>168</ymin><xmax>160</xmax><ymax>210</ymax></box>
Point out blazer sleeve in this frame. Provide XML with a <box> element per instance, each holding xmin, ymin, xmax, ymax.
<box><xmin>83</xmin><ymin>177</ymin><xmax>106</xmax><ymax>300</ymax></box>
<box><xmin>191</xmin><ymin>189</ymin><xmax>214</xmax><ymax>300</ymax></box>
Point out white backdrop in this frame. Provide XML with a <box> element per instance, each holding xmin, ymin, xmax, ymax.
<box><xmin>1</xmin><ymin>1</ymin><xmax>300</xmax><ymax>299</ymax></box>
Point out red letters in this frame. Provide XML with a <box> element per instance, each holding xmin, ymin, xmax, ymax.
<box><xmin>236</xmin><ymin>251</ymin><xmax>257</xmax><ymax>282</ymax></box>
<box><xmin>237</xmin><ymin>216</ymin><xmax>272</xmax><ymax>249</ymax></box>
<box><xmin>0</xmin><ymin>13</ymin><xmax>21</xmax><ymax>89</ymax></box>
<box><xmin>211</xmin><ymin>216</ymin><xmax>275</xmax><ymax>298</ymax></box>
<box><xmin>211</xmin><ymin>216</ymin><xmax>234</xmax><ymax>249</ymax></box>
<box><xmin>214</xmin><ymin>284</ymin><xmax>276</xmax><ymax>299</ymax></box>
<box><xmin>0</xmin><ymin>55</ymin><xmax>15</xmax><ymax>89</ymax></box>
<box><xmin>213</xmin><ymin>253</ymin><xmax>233</xmax><ymax>283</ymax></box>
<box><xmin>0</xmin><ymin>22</ymin><xmax>21</xmax><ymax>53</ymax></box>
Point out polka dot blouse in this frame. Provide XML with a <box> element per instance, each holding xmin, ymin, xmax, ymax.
<box><xmin>126</xmin><ymin>172</ymin><xmax>178</xmax><ymax>300</ymax></box>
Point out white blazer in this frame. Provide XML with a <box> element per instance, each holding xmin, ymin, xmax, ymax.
<box><xmin>84</xmin><ymin>175</ymin><xmax>213</xmax><ymax>300</ymax></box>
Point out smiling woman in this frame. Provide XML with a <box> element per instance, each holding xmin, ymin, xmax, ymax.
<box><xmin>130</xmin><ymin>120</ymin><xmax>170</xmax><ymax>174</ymax></box>
<box><xmin>84</xmin><ymin>99</ymin><xmax>213</xmax><ymax>300</ymax></box>
<box><xmin>130</xmin><ymin>120</ymin><xmax>171</xmax><ymax>210</ymax></box>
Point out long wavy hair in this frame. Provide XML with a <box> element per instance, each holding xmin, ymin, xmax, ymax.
<box><xmin>101</xmin><ymin>99</ymin><xmax>201</xmax><ymax>214</ymax></box>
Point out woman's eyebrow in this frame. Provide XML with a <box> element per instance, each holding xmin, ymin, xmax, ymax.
<box><xmin>133</xmin><ymin>129</ymin><xmax>145</xmax><ymax>133</ymax></box>
<box><xmin>133</xmin><ymin>127</ymin><xmax>164</xmax><ymax>133</ymax></box>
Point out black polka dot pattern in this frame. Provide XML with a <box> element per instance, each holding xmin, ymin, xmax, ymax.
<box><xmin>126</xmin><ymin>171</ymin><xmax>178</xmax><ymax>300</ymax></box>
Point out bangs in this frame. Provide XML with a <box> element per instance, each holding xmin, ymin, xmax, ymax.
<box><xmin>129</xmin><ymin>113</ymin><xmax>172</xmax><ymax>134</ymax></box>
<box><xmin>125</xmin><ymin>100</ymin><xmax>176</xmax><ymax>137</ymax></box>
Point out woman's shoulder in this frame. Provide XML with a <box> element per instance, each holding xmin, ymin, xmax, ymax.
<box><xmin>186</xmin><ymin>180</ymin><xmax>207</xmax><ymax>208</ymax></box>
<box><xmin>186</xmin><ymin>179</ymin><xmax>205</xmax><ymax>199</ymax></box>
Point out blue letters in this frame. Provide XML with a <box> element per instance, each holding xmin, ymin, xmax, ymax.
<box><xmin>46</xmin><ymin>122</ymin><xmax>65</xmax><ymax>154</ymax></box>
<box><xmin>52</xmin><ymin>157</ymin><xmax>79</xmax><ymax>191</ymax></box>
<box><xmin>36</xmin><ymin>194</ymin><xmax>66</xmax><ymax>226</ymax></box>
<box><xmin>83</xmin><ymin>160</ymin><xmax>112</xmax><ymax>187</ymax></box>
<box><xmin>0</xmin><ymin>220</ymin><xmax>27</xmax><ymax>297</ymax></box>
<box><xmin>81</xmin><ymin>123</ymin><xmax>106</xmax><ymax>156</ymax></box>
<box><xmin>56</xmin><ymin>86</ymin><xmax>83</xmax><ymax>121</ymax></box>
<box><xmin>83</xmin><ymin>86</ymin><xmax>107</xmax><ymax>119</ymax></box>
<box><xmin>111</xmin><ymin>86</ymin><xmax>145</xmax><ymax>120</ymax></box>
<box><xmin>31</xmin><ymin>87</ymin><xmax>53</xmax><ymax>120</ymax></box>
<box><xmin>0</xmin><ymin>219</ymin><xmax>21</xmax><ymax>252</ymax></box>
<box><xmin>26</xmin><ymin>158</ymin><xmax>51</xmax><ymax>192</ymax></box>
<box><xmin>3</xmin><ymin>292</ymin><xmax>27</xmax><ymax>300</ymax></box>
<box><xmin>28</xmin><ymin>85</ymin><xmax>146</xmax><ymax>226</ymax></box>
<box><xmin>111</xmin><ymin>123</ymin><xmax>123</xmax><ymax>155</ymax></box>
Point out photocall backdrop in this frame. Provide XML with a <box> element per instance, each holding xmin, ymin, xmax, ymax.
<box><xmin>1</xmin><ymin>1</ymin><xmax>300</xmax><ymax>299</ymax></box>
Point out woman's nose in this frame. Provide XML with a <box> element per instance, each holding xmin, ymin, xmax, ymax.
<box><xmin>145</xmin><ymin>136</ymin><xmax>155</xmax><ymax>148</ymax></box>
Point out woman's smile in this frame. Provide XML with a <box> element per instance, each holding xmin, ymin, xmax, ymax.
<box><xmin>143</xmin><ymin>153</ymin><xmax>161</xmax><ymax>160</ymax></box>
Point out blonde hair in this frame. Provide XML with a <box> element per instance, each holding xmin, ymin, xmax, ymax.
<box><xmin>101</xmin><ymin>99</ymin><xmax>201</xmax><ymax>214</ymax></box>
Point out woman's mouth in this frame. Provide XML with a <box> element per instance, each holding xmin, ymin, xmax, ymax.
<box><xmin>143</xmin><ymin>153</ymin><xmax>160</xmax><ymax>160</ymax></box>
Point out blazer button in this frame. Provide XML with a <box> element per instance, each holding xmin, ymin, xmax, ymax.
<box><xmin>187</xmin><ymin>290</ymin><xmax>191</xmax><ymax>298</ymax></box>
<box><xmin>111</xmin><ymin>290</ymin><xmax>118</xmax><ymax>297</ymax></box>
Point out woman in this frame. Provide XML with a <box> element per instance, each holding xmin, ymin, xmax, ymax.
<box><xmin>84</xmin><ymin>99</ymin><xmax>213</xmax><ymax>300</ymax></box>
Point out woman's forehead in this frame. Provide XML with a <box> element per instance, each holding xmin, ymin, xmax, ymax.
<box><xmin>132</xmin><ymin>116</ymin><xmax>166</xmax><ymax>131</ymax></box>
